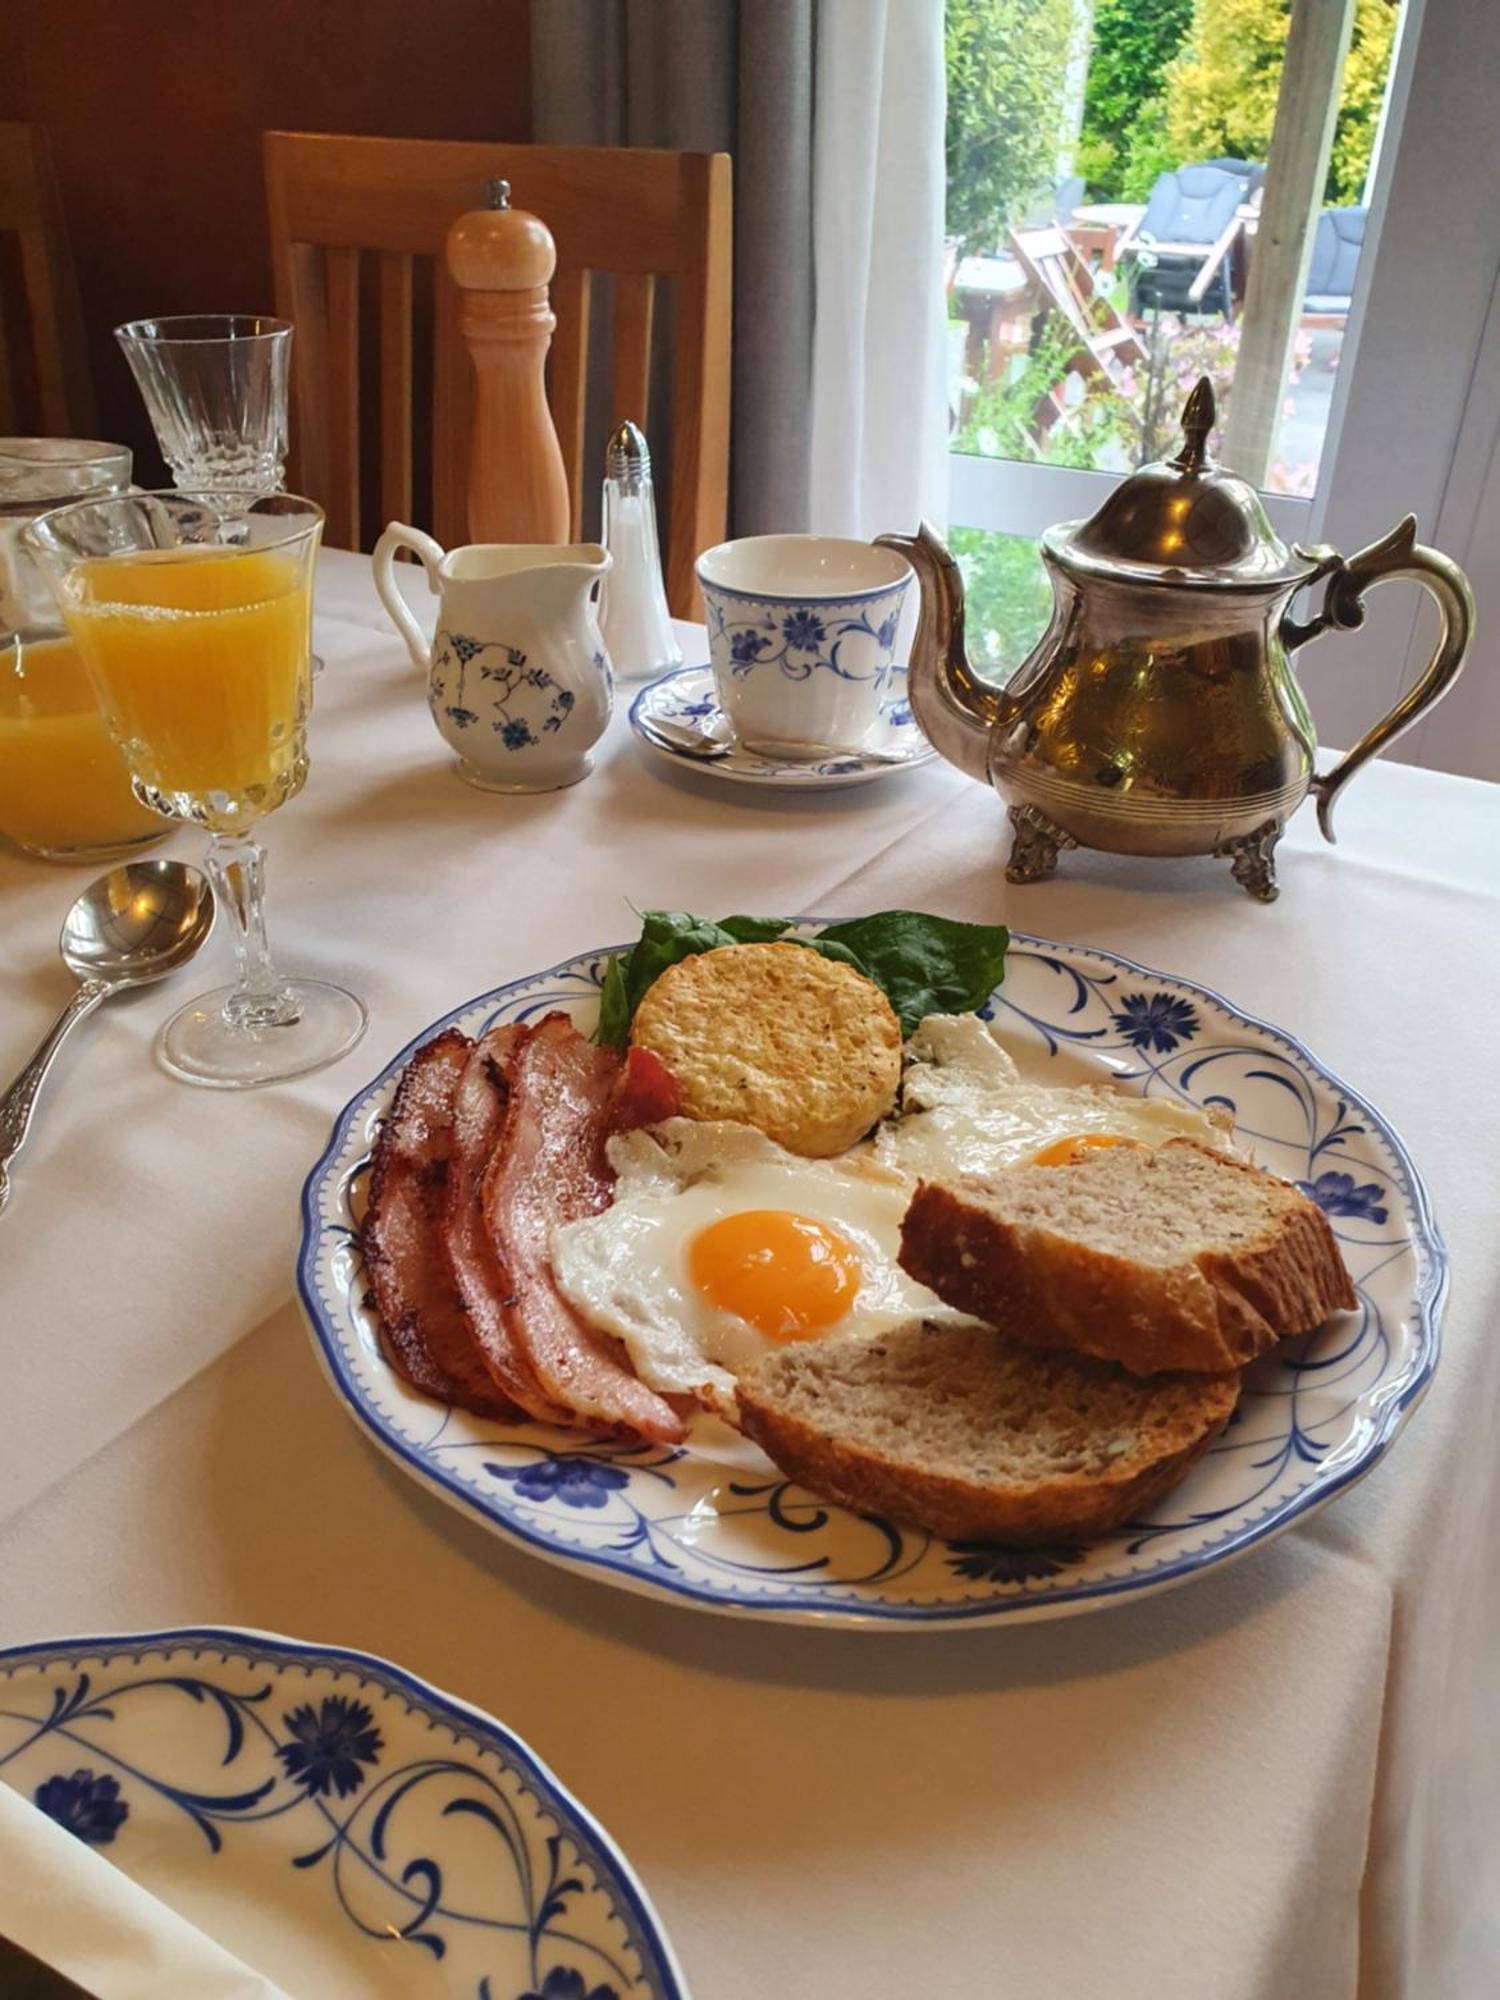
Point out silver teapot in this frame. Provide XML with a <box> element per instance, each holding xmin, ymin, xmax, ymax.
<box><xmin>879</xmin><ymin>381</ymin><xmax>1474</xmax><ymax>899</ymax></box>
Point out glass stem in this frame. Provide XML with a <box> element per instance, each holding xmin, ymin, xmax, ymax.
<box><xmin>205</xmin><ymin>832</ymin><xmax>302</xmax><ymax>1030</ymax></box>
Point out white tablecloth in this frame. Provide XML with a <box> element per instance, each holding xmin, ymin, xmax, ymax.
<box><xmin>1</xmin><ymin>549</ymin><xmax>1496</xmax><ymax>1998</ymax></box>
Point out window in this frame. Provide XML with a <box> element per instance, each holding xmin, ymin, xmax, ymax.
<box><xmin>945</xmin><ymin>0</ymin><xmax>1405</xmax><ymax>662</ymax></box>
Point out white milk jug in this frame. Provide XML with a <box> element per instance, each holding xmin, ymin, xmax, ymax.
<box><xmin>373</xmin><ymin>524</ymin><xmax>614</xmax><ymax>792</ymax></box>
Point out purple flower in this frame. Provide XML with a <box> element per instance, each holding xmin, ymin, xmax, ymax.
<box><xmin>1110</xmin><ymin>992</ymin><xmax>1200</xmax><ymax>1054</ymax></box>
<box><xmin>489</xmin><ymin>1455</ymin><xmax>630</xmax><ymax>1509</ymax></box>
<box><xmin>276</xmin><ymin>1696</ymin><xmax>383</xmax><ymax>1799</ymax></box>
<box><xmin>781</xmin><ymin>608</ymin><xmax>826</xmax><ymax>650</ymax></box>
<box><xmin>34</xmin><ymin>1769</ymin><xmax>128</xmax><ymax>1845</ymax></box>
<box><xmin>730</xmin><ymin>629</ymin><xmax>770</xmax><ymax>666</ymax></box>
<box><xmin>1297</xmin><ymin>1170</ymin><xmax>1387</xmax><ymax>1225</ymax></box>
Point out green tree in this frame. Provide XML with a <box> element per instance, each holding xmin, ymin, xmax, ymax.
<box><xmin>1164</xmin><ymin>0</ymin><xmax>1400</xmax><ymax>204</ymax></box>
<box><xmin>946</xmin><ymin>0</ymin><xmax>1082</xmax><ymax>257</ymax></box>
<box><xmin>1330</xmin><ymin>0</ymin><xmax>1400</xmax><ymax>203</ymax></box>
<box><xmin>1076</xmin><ymin>0</ymin><xmax>1193</xmax><ymax>200</ymax></box>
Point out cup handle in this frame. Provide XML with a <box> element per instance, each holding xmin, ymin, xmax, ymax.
<box><xmin>373</xmin><ymin>523</ymin><xmax>446</xmax><ymax>673</ymax></box>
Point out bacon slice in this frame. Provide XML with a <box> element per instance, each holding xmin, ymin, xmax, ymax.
<box><xmin>360</xmin><ymin>1029</ymin><xmax>517</xmax><ymax>1418</ymax></box>
<box><xmin>483</xmin><ymin>1014</ymin><xmax>685</xmax><ymax>1442</ymax></box>
<box><xmin>443</xmin><ymin>1026</ymin><xmax>571</xmax><ymax>1421</ymax></box>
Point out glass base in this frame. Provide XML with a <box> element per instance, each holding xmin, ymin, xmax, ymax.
<box><xmin>10</xmin><ymin>827</ymin><xmax>167</xmax><ymax>865</ymax></box>
<box><xmin>158</xmin><ymin>978</ymin><xmax>367</xmax><ymax>1089</ymax></box>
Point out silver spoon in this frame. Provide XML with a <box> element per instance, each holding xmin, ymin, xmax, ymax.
<box><xmin>0</xmin><ymin>859</ymin><xmax>215</xmax><ymax>1214</ymax></box>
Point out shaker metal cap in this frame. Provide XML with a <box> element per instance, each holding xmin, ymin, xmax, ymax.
<box><xmin>1044</xmin><ymin>379</ymin><xmax>1315</xmax><ymax>589</ymax></box>
<box><xmin>605</xmin><ymin>420</ymin><xmax>651</xmax><ymax>490</ymax></box>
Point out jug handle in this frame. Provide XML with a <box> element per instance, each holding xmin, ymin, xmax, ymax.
<box><xmin>1284</xmin><ymin>516</ymin><xmax>1474</xmax><ymax>842</ymax></box>
<box><xmin>373</xmin><ymin>523</ymin><xmax>446</xmax><ymax>673</ymax></box>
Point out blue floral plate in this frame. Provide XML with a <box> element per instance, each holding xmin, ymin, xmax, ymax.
<box><xmin>298</xmin><ymin>930</ymin><xmax>1445</xmax><ymax>1629</ymax></box>
<box><xmin>0</xmin><ymin>1627</ymin><xmax>687</xmax><ymax>1999</ymax></box>
<box><xmin>628</xmin><ymin>664</ymin><xmax>936</xmax><ymax>788</ymax></box>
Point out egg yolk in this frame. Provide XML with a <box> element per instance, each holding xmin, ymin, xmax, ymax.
<box><xmin>1031</xmin><ymin>1133</ymin><xmax>1150</xmax><ymax>1168</ymax></box>
<box><xmin>686</xmin><ymin>1210</ymin><xmax>861</xmax><ymax>1340</ymax></box>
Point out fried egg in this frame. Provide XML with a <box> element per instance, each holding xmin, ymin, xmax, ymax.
<box><xmin>874</xmin><ymin>1012</ymin><xmax>1235</xmax><ymax>1182</ymax></box>
<box><xmin>550</xmin><ymin>1119</ymin><xmax>971</xmax><ymax>1418</ymax></box>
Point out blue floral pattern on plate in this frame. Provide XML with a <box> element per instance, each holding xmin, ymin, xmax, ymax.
<box><xmin>297</xmin><ymin>930</ymin><xmax>1445</xmax><ymax>1630</ymax></box>
<box><xmin>0</xmin><ymin>1630</ymin><xmax>686</xmax><ymax>1998</ymax></box>
<box><xmin>34</xmin><ymin>1768</ymin><xmax>129</xmax><ymax>1845</ymax></box>
<box><xmin>628</xmin><ymin>665</ymin><xmax>935</xmax><ymax>790</ymax></box>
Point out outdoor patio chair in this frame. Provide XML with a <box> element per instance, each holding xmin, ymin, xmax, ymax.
<box><xmin>1008</xmin><ymin>225</ymin><xmax>1148</xmax><ymax>436</ymax></box>
<box><xmin>1120</xmin><ymin>164</ymin><xmax>1248</xmax><ymax>319</ymax></box>
<box><xmin>1204</xmin><ymin>157</ymin><xmax>1266</xmax><ymax>197</ymax></box>
<box><xmin>1303</xmin><ymin>206</ymin><xmax>1366</xmax><ymax>327</ymax></box>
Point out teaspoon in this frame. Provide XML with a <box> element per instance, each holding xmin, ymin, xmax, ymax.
<box><xmin>0</xmin><ymin>859</ymin><xmax>215</xmax><ymax>1214</ymax></box>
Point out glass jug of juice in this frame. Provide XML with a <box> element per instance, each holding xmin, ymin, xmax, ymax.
<box><xmin>0</xmin><ymin>439</ymin><xmax>164</xmax><ymax>862</ymax></box>
<box><xmin>0</xmin><ymin>628</ymin><xmax>165</xmax><ymax>860</ymax></box>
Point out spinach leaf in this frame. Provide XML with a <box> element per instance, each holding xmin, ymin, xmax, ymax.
<box><xmin>593</xmin><ymin>906</ymin><xmax>1009</xmax><ymax>1045</ymax></box>
<box><xmin>596</xmin><ymin>951</ymin><xmax>633</xmax><ymax>1047</ymax></box>
<box><xmin>594</xmin><ymin>910</ymin><xmax>792</xmax><ymax>1045</ymax></box>
<box><xmin>813</xmin><ymin>911</ymin><xmax>1010</xmax><ymax>1034</ymax></box>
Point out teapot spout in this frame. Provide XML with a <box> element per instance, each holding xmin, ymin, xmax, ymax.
<box><xmin>875</xmin><ymin>522</ymin><xmax>1011</xmax><ymax>785</ymax></box>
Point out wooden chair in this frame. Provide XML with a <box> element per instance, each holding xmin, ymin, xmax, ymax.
<box><xmin>0</xmin><ymin>122</ymin><xmax>95</xmax><ymax>435</ymax></box>
<box><xmin>264</xmin><ymin>131</ymin><xmax>731</xmax><ymax>613</ymax></box>
<box><xmin>1008</xmin><ymin>226</ymin><xmax>1148</xmax><ymax>433</ymax></box>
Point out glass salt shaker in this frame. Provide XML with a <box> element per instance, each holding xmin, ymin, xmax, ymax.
<box><xmin>599</xmin><ymin>421</ymin><xmax>682</xmax><ymax>683</ymax></box>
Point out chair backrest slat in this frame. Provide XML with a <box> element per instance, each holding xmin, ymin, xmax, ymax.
<box><xmin>264</xmin><ymin>132</ymin><xmax>730</xmax><ymax>613</ymax></box>
<box><xmin>431</xmin><ymin>267</ymin><xmax>472</xmax><ymax>551</ymax></box>
<box><xmin>610</xmin><ymin>270</ymin><xmax>656</xmax><ymax>434</ymax></box>
<box><xmin>0</xmin><ymin>121</ymin><xmax>94</xmax><ymax>435</ymax></box>
<box><xmin>549</xmin><ymin>263</ymin><xmax>591</xmax><ymax>541</ymax></box>
<box><xmin>378</xmin><ymin>251</ymin><xmax>414</xmax><ymax>528</ymax></box>
<box><xmin>323</xmin><ymin>244</ymin><xmax>362</xmax><ymax>550</ymax></box>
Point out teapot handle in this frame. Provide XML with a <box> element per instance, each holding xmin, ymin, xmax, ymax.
<box><xmin>373</xmin><ymin>522</ymin><xmax>446</xmax><ymax>673</ymax></box>
<box><xmin>1285</xmin><ymin>516</ymin><xmax>1474</xmax><ymax>842</ymax></box>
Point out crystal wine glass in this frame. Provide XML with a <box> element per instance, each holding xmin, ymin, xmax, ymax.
<box><xmin>24</xmin><ymin>491</ymin><xmax>365</xmax><ymax>1088</ymax></box>
<box><xmin>115</xmin><ymin>315</ymin><xmax>292</xmax><ymax>495</ymax></box>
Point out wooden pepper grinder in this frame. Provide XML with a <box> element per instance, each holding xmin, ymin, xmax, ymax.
<box><xmin>445</xmin><ymin>178</ymin><xmax>570</xmax><ymax>545</ymax></box>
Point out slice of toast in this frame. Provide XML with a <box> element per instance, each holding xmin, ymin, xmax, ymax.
<box><xmin>899</xmin><ymin>1137</ymin><xmax>1355</xmax><ymax>1377</ymax></box>
<box><xmin>735</xmin><ymin>1320</ymin><xmax>1239</xmax><ymax>1545</ymax></box>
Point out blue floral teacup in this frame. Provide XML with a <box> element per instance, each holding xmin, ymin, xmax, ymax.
<box><xmin>696</xmin><ymin>534</ymin><xmax>912</xmax><ymax>756</ymax></box>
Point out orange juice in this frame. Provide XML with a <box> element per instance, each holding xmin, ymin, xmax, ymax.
<box><xmin>62</xmin><ymin>546</ymin><xmax>312</xmax><ymax>833</ymax></box>
<box><xmin>0</xmin><ymin>635</ymin><xmax>163</xmax><ymax>859</ymax></box>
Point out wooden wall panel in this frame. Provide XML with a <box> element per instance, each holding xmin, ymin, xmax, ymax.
<box><xmin>2</xmin><ymin>0</ymin><xmax>530</xmax><ymax>472</ymax></box>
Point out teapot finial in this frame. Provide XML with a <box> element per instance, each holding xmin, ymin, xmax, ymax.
<box><xmin>1171</xmin><ymin>377</ymin><xmax>1216</xmax><ymax>474</ymax></box>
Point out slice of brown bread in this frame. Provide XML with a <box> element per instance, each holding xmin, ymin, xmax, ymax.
<box><xmin>900</xmin><ymin>1137</ymin><xmax>1356</xmax><ymax>1377</ymax></box>
<box><xmin>735</xmin><ymin>1320</ymin><xmax>1239</xmax><ymax>1545</ymax></box>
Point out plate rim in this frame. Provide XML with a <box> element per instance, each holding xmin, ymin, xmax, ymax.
<box><xmin>627</xmin><ymin>664</ymin><xmax>936</xmax><ymax>788</ymax></box>
<box><xmin>0</xmin><ymin>1621</ymin><xmax>691</xmax><ymax>1999</ymax></box>
<box><xmin>297</xmin><ymin>928</ymin><xmax>1447</xmax><ymax>1631</ymax></box>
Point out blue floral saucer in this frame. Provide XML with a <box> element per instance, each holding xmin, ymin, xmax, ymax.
<box><xmin>628</xmin><ymin>664</ymin><xmax>936</xmax><ymax>788</ymax></box>
<box><xmin>298</xmin><ymin>930</ymin><xmax>1445</xmax><ymax>1629</ymax></box>
<box><xmin>0</xmin><ymin>1627</ymin><xmax>687</xmax><ymax>1998</ymax></box>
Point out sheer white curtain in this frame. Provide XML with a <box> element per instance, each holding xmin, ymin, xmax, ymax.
<box><xmin>808</xmin><ymin>0</ymin><xmax>949</xmax><ymax>541</ymax></box>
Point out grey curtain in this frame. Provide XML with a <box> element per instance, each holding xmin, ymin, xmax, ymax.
<box><xmin>531</xmin><ymin>0</ymin><xmax>813</xmax><ymax>537</ymax></box>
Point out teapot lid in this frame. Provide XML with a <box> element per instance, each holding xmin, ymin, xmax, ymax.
<box><xmin>1044</xmin><ymin>379</ymin><xmax>1315</xmax><ymax>590</ymax></box>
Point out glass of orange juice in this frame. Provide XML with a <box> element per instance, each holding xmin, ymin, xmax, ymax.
<box><xmin>0</xmin><ymin>628</ymin><xmax>166</xmax><ymax>860</ymax></box>
<box><xmin>25</xmin><ymin>491</ymin><xmax>366</xmax><ymax>1088</ymax></box>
